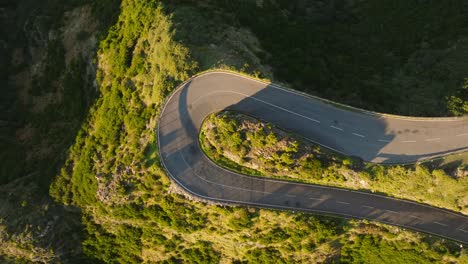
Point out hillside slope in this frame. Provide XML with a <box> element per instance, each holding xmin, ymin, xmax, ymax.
<box><xmin>0</xmin><ymin>0</ymin><xmax>467</xmax><ymax>262</ymax></box>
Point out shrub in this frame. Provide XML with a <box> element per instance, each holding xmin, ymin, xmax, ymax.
<box><xmin>180</xmin><ymin>241</ymin><xmax>220</xmax><ymax>264</ymax></box>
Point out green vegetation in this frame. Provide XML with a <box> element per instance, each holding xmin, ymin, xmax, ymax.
<box><xmin>2</xmin><ymin>0</ymin><xmax>468</xmax><ymax>262</ymax></box>
<box><xmin>48</xmin><ymin>0</ymin><xmax>467</xmax><ymax>262</ymax></box>
<box><xmin>0</xmin><ymin>0</ymin><xmax>114</xmax><ymax>261</ymax></box>
<box><xmin>200</xmin><ymin>111</ymin><xmax>468</xmax><ymax>213</ymax></box>
<box><xmin>217</xmin><ymin>0</ymin><xmax>468</xmax><ymax>116</ymax></box>
<box><xmin>341</xmin><ymin>233</ymin><xmax>467</xmax><ymax>264</ymax></box>
<box><xmin>0</xmin><ymin>0</ymin><xmax>105</xmax><ymax>188</ymax></box>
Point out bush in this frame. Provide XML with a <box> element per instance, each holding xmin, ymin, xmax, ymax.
<box><xmin>228</xmin><ymin>208</ymin><xmax>253</xmax><ymax>230</ymax></box>
<box><xmin>341</xmin><ymin>234</ymin><xmax>435</xmax><ymax>264</ymax></box>
<box><xmin>180</xmin><ymin>241</ymin><xmax>220</xmax><ymax>264</ymax></box>
<box><xmin>245</xmin><ymin>247</ymin><xmax>289</xmax><ymax>264</ymax></box>
<box><xmin>82</xmin><ymin>221</ymin><xmax>142</xmax><ymax>263</ymax></box>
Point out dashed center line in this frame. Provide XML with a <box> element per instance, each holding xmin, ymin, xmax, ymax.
<box><xmin>361</xmin><ymin>205</ymin><xmax>374</xmax><ymax>209</ymax></box>
<box><xmin>309</xmin><ymin>197</ymin><xmax>325</xmax><ymax>201</ymax></box>
<box><xmin>402</xmin><ymin>140</ymin><xmax>416</xmax><ymax>143</ymax></box>
<box><xmin>352</xmin><ymin>133</ymin><xmax>365</xmax><ymax>138</ymax></box>
<box><xmin>409</xmin><ymin>215</ymin><xmax>422</xmax><ymax>220</ymax></box>
<box><xmin>378</xmin><ymin>139</ymin><xmax>391</xmax><ymax>143</ymax></box>
<box><xmin>434</xmin><ymin>221</ymin><xmax>447</xmax><ymax>227</ymax></box>
<box><xmin>330</xmin><ymin>125</ymin><xmax>343</xmax><ymax>131</ymax></box>
<box><xmin>222</xmin><ymin>90</ymin><xmax>323</xmax><ymax>124</ymax></box>
<box><xmin>336</xmin><ymin>201</ymin><xmax>350</xmax><ymax>205</ymax></box>
<box><xmin>458</xmin><ymin>228</ymin><xmax>468</xmax><ymax>233</ymax></box>
<box><xmin>456</xmin><ymin>133</ymin><xmax>468</xmax><ymax>137</ymax></box>
<box><xmin>424</xmin><ymin>138</ymin><xmax>440</xmax><ymax>141</ymax></box>
<box><xmin>385</xmin><ymin>210</ymin><xmax>398</xmax><ymax>214</ymax></box>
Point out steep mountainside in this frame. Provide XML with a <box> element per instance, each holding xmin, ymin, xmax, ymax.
<box><xmin>0</xmin><ymin>0</ymin><xmax>467</xmax><ymax>262</ymax></box>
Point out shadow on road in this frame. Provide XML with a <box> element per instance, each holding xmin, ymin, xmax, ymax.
<box><xmin>157</xmin><ymin>74</ymin><xmax>468</xmax><ymax>244</ymax></box>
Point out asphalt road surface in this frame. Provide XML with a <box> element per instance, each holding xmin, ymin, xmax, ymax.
<box><xmin>158</xmin><ymin>71</ymin><xmax>468</xmax><ymax>244</ymax></box>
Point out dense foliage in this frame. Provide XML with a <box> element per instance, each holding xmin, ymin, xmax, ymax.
<box><xmin>49</xmin><ymin>1</ymin><xmax>465</xmax><ymax>262</ymax></box>
<box><xmin>217</xmin><ymin>0</ymin><xmax>468</xmax><ymax>116</ymax></box>
<box><xmin>1</xmin><ymin>0</ymin><xmax>468</xmax><ymax>262</ymax></box>
<box><xmin>0</xmin><ymin>1</ymin><xmax>92</xmax><ymax>187</ymax></box>
<box><xmin>340</xmin><ymin>234</ymin><xmax>459</xmax><ymax>264</ymax></box>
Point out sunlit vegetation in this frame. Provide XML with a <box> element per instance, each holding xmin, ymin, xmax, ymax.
<box><xmin>200</xmin><ymin>111</ymin><xmax>468</xmax><ymax>213</ymax></box>
<box><xmin>2</xmin><ymin>0</ymin><xmax>468</xmax><ymax>262</ymax></box>
<box><xmin>340</xmin><ymin>233</ymin><xmax>466</xmax><ymax>264</ymax></box>
<box><xmin>47</xmin><ymin>0</ymin><xmax>467</xmax><ymax>262</ymax></box>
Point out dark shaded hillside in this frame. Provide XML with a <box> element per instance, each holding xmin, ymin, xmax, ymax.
<box><xmin>0</xmin><ymin>0</ymin><xmax>119</xmax><ymax>261</ymax></box>
<box><xmin>0</xmin><ymin>0</ymin><xmax>121</xmax><ymax>186</ymax></box>
<box><xmin>216</xmin><ymin>0</ymin><xmax>468</xmax><ymax>116</ymax></box>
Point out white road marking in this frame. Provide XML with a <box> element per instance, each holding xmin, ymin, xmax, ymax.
<box><xmin>247</xmin><ymin>95</ymin><xmax>321</xmax><ymax>124</ymax></box>
<box><xmin>309</xmin><ymin>197</ymin><xmax>325</xmax><ymax>201</ymax></box>
<box><xmin>352</xmin><ymin>133</ymin><xmax>365</xmax><ymax>138</ymax></box>
<box><xmin>458</xmin><ymin>228</ymin><xmax>468</xmax><ymax>233</ymax></box>
<box><xmin>192</xmin><ymin>90</ymin><xmax>322</xmax><ymax>124</ymax></box>
<box><xmin>424</xmin><ymin>138</ymin><xmax>440</xmax><ymax>141</ymax></box>
<box><xmin>456</xmin><ymin>133</ymin><xmax>468</xmax><ymax>137</ymax></box>
<box><xmin>409</xmin><ymin>215</ymin><xmax>422</xmax><ymax>220</ymax></box>
<box><xmin>206</xmin><ymin>71</ymin><xmax>464</xmax><ymax>123</ymax></box>
<box><xmin>434</xmin><ymin>221</ymin><xmax>447</xmax><ymax>227</ymax></box>
<box><xmin>336</xmin><ymin>201</ymin><xmax>350</xmax><ymax>205</ymax></box>
<box><xmin>330</xmin><ymin>125</ymin><xmax>343</xmax><ymax>131</ymax></box>
<box><xmin>385</xmin><ymin>210</ymin><xmax>398</xmax><ymax>214</ymax></box>
<box><xmin>361</xmin><ymin>205</ymin><xmax>374</xmax><ymax>209</ymax></box>
<box><xmin>378</xmin><ymin>139</ymin><xmax>391</xmax><ymax>142</ymax></box>
<box><xmin>402</xmin><ymin>140</ymin><xmax>417</xmax><ymax>143</ymax></box>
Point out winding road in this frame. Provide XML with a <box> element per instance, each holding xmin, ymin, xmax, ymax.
<box><xmin>158</xmin><ymin>71</ymin><xmax>468</xmax><ymax>244</ymax></box>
